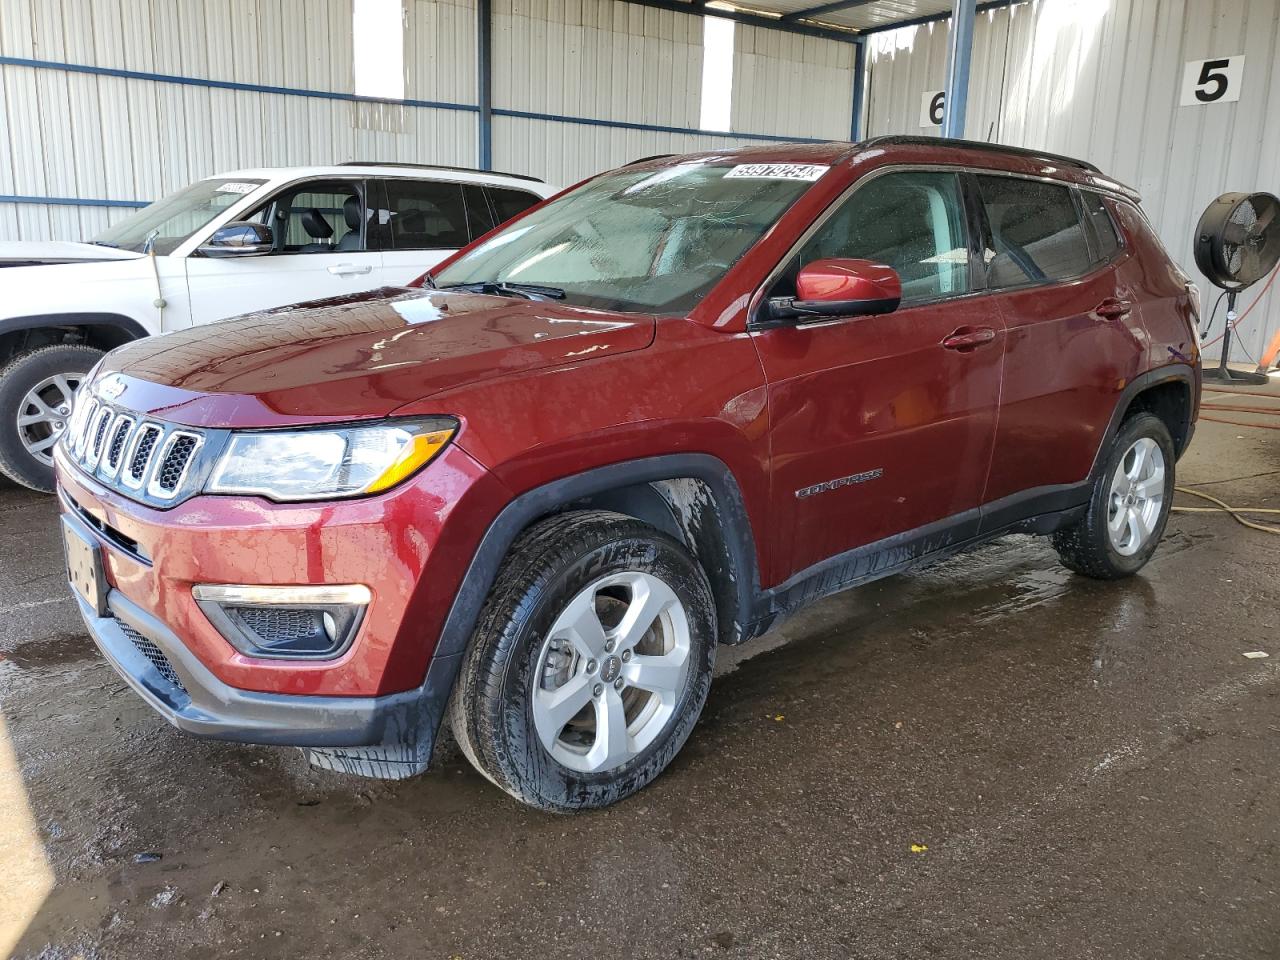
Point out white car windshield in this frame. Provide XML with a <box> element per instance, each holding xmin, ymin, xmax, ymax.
<box><xmin>91</xmin><ymin>178</ymin><xmax>267</xmax><ymax>255</ymax></box>
<box><xmin>432</xmin><ymin>162</ymin><xmax>822</xmax><ymax>315</ymax></box>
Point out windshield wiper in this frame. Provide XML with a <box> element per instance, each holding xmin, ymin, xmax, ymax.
<box><xmin>89</xmin><ymin>240</ymin><xmax>120</xmax><ymax>248</ymax></box>
<box><xmin>437</xmin><ymin>280</ymin><xmax>566</xmax><ymax>301</ymax></box>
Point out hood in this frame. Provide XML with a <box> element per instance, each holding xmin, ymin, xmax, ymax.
<box><xmin>96</xmin><ymin>287</ymin><xmax>656</xmax><ymax>428</ymax></box>
<box><xmin>0</xmin><ymin>240</ymin><xmax>144</xmax><ymax>267</ymax></box>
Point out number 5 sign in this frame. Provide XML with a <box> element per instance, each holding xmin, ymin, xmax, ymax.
<box><xmin>1180</xmin><ymin>56</ymin><xmax>1244</xmax><ymax>106</ymax></box>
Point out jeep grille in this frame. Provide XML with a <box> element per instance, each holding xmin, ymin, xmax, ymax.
<box><xmin>62</xmin><ymin>399</ymin><xmax>205</xmax><ymax>505</ymax></box>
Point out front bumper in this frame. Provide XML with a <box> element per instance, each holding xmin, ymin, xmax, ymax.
<box><xmin>65</xmin><ymin>508</ymin><xmax>450</xmax><ymax>776</ymax></box>
<box><xmin>53</xmin><ymin>439</ymin><xmax>509</xmax><ymax>777</ymax></box>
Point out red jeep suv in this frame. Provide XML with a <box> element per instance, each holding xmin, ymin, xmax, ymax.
<box><xmin>55</xmin><ymin>138</ymin><xmax>1201</xmax><ymax>811</ymax></box>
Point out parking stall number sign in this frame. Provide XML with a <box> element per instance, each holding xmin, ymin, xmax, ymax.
<box><xmin>920</xmin><ymin>90</ymin><xmax>945</xmax><ymax>128</ymax></box>
<box><xmin>1180</xmin><ymin>56</ymin><xmax>1244</xmax><ymax>106</ymax></box>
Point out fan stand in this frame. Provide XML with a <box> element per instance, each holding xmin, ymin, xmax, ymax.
<box><xmin>1203</xmin><ymin>290</ymin><xmax>1271</xmax><ymax>385</ymax></box>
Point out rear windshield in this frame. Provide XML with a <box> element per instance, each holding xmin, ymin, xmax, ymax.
<box><xmin>432</xmin><ymin>162</ymin><xmax>824</xmax><ymax>315</ymax></box>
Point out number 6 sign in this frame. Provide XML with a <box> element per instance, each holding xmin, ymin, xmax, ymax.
<box><xmin>919</xmin><ymin>90</ymin><xmax>945</xmax><ymax>127</ymax></box>
<box><xmin>1180</xmin><ymin>56</ymin><xmax>1244</xmax><ymax>106</ymax></box>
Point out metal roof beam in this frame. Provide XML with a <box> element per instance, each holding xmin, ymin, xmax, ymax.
<box><xmin>619</xmin><ymin>0</ymin><xmax>861</xmax><ymax>43</ymax></box>
<box><xmin>941</xmin><ymin>0</ymin><xmax>976</xmax><ymax>138</ymax></box>
<box><xmin>858</xmin><ymin>0</ymin><xmax>1023</xmax><ymax>35</ymax></box>
<box><xmin>780</xmin><ymin>0</ymin><xmax>877</xmax><ymax>24</ymax></box>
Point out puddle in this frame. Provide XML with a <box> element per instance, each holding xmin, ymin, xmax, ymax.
<box><xmin>1</xmin><ymin>633</ymin><xmax>96</xmax><ymax>669</ymax></box>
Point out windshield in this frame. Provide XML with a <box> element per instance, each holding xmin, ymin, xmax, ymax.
<box><xmin>432</xmin><ymin>162</ymin><xmax>825</xmax><ymax>314</ymax></box>
<box><xmin>91</xmin><ymin>178</ymin><xmax>266</xmax><ymax>255</ymax></box>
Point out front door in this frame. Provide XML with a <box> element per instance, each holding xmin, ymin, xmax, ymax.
<box><xmin>183</xmin><ymin>178</ymin><xmax>380</xmax><ymax>327</ymax></box>
<box><xmin>751</xmin><ymin>169</ymin><xmax>1004</xmax><ymax>581</ymax></box>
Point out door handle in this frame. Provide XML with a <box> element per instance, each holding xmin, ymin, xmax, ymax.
<box><xmin>942</xmin><ymin>326</ymin><xmax>997</xmax><ymax>351</ymax></box>
<box><xmin>327</xmin><ymin>263</ymin><xmax>373</xmax><ymax>276</ymax></box>
<box><xmin>1095</xmin><ymin>298</ymin><xmax>1131</xmax><ymax>319</ymax></box>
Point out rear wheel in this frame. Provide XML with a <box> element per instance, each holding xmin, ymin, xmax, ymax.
<box><xmin>449</xmin><ymin>510</ymin><xmax>716</xmax><ymax>812</ymax></box>
<box><xmin>0</xmin><ymin>344</ymin><xmax>103</xmax><ymax>492</ymax></box>
<box><xmin>1051</xmin><ymin>412</ymin><xmax>1175</xmax><ymax>579</ymax></box>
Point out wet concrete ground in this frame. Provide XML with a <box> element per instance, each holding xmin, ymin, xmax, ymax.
<box><xmin>2</xmin><ymin>392</ymin><xmax>1279</xmax><ymax>960</ymax></box>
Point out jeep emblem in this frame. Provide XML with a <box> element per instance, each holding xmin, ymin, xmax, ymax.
<box><xmin>98</xmin><ymin>374</ymin><xmax>127</xmax><ymax>402</ymax></box>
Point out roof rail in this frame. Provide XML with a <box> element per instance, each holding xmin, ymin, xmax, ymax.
<box><xmin>857</xmin><ymin>136</ymin><xmax>1100</xmax><ymax>173</ymax></box>
<box><xmin>626</xmin><ymin>154</ymin><xmax>677</xmax><ymax>166</ymax></box>
<box><xmin>336</xmin><ymin>161</ymin><xmax>544</xmax><ymax>183</ymax></box>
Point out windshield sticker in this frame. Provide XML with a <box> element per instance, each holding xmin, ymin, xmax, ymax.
<box><xmin>724</xmin><ymin>164</ymin><xmax>829</xmax><ymax>182</ymax></box>
<box><xmin>216</xmin><ymin>182</ymin><xmax>259</xmax><ymax>195</ymax></box>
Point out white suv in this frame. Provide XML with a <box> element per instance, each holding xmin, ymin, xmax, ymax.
<box><xmin>0</xmin><ymin>163</ymin><xmax>554</xmax><ymax>491</ymax></box>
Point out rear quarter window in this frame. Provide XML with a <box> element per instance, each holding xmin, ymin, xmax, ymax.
<box><xmin>1079</xmin><ymin>190</ymin><xmax>1122</xmax><ymax>264</ymax></box>
<box><xmin>487</xmin><ymin>186</ymin><xmax>543</xmax><ymax>226</ymax></box>
<box><xmin>976</xmin><ymin>175</ymin><xmax>1093</xmax><ymax>288</ymax></box>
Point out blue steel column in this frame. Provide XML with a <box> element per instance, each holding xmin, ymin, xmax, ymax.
<box><xmin>477</xmin><ymin>0</ymin><xmax>493</xmax><ymax>170</ymax></box>
<box><xmin>941</xmin><ymin>0</ymin><xmax>976</xmax><ymax>138</ymax></box>
<box><xmin>850</xmin><ymin>37</ymin><xmax>866</xmax><ymax>141</ymax></box>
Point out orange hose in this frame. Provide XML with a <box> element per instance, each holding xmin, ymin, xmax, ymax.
<box><xmin>1202</xmin><ymin>259</ymin><xmax>1280</xmax><ymax>351</ymax></box>
<box><xmin>1202</xmin><ymin>415</ymin><xmax>1280</xmax><ymax>431</ymax></box>
<box><xmin>1202</xmin><ymin>386</ymin><xmax>1278</xmax><ymax>398</ymax></box>
<box><xmin>1202</xmin><ymin>402</ymin><xmax>1280</xmax><ymax>416</ymax></box>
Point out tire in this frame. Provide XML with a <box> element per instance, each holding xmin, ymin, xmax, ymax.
<box><xmin>0</xmin><ymin>344</ymin><xmax>104</xmax><ymax>493</ymax></box>
<box><xmin>1051</xmin><ymin>412</ymin><xmax>1175</xmax><ymax>579</ymax></box>
<box><xmin>448</xmin><ymin>509</ymin><xmax>716</xmax><ymax>812</ymax></box>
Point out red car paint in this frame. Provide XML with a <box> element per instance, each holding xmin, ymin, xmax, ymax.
<box><xmin>56</xmin><ymin>138</ymin><xmax>1200</xmax><ymax>720</ymax></box>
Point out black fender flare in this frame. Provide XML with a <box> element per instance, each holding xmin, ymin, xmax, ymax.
<box><xmin>1</xmin><ymin>312</ymin><xmax>149</xmax><ymax>342</ymax></box>
<box><xmin>392</xmin><ymin>453</ymin><xmax>763</xmax><ymax>769</ymax></box>
<box><xmin>435</xmin><ymin>453</ymin><xmax>762</xmax><ymax>661</ymax></box>
<box><xmin>1088</xmin><ymin>363</ymin><xmax>1198</xmax><ymax>478</ymax></box>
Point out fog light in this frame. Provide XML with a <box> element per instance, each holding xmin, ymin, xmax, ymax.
<box><xmin>192</xmin><ymin>584</ymin><xmax>371</xmax><ymax>660</ymax></box>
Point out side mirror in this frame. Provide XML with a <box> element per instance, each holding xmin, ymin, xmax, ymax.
<box><xmin>198</xmin><ymin>221</ymin><xmax>274</xmax><ymax>258</ymax></box>
<box><xmin>767</xmin><ymin>258</ymin><xmax>902</xmax><ymax>321</ymax></box>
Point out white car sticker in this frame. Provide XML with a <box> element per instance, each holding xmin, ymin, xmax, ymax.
<box><xmin>724</xmin><ymin>164</ymin><xmax>829</xmax><ymax>181</ymax></box>
<box><xmin>216</xmin><ymin>182</ymin><xmax>259</xmax><ymax>194</ymax></box>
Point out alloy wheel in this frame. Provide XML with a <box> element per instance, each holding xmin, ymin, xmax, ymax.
<box><xmin>1107</xmin><ymin>436</ymin><xmax>1166</xmax><ymax>556</ymax></box>
<box><xmin>17</xmin><ymin>373</ymin><xmax>82</xmax><ymax>466</ymax></box>
<box><xmin>532</xmin><ymin>570</ymin><xmax>692</xmax><ymax>774</ymax></box>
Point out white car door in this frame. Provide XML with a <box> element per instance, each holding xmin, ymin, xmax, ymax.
<box><xmin>373</xmin><ymin>179</ymin><xmax>547</xmax><ymax>285</ymax></box>
<box><xmin>183</xmin><ymin>179</ymin><xmax>381</xmax><ymax>327</ymax></box>
<box><xmin>372</xmin><ymin>178</ymin><xmax>475</xmax><ymax>286</ymax></box>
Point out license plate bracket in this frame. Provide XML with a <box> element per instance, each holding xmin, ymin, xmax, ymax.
<box><xmin>62</xmin><ymin>517</ymin><xmax>107</xmax><ymax>617</ymax></box>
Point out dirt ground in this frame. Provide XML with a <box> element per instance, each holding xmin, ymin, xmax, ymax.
<box><xmin>2</xmin><ymin>382</ymin><xmax>1279</xmax><ymax>960</ymax></box>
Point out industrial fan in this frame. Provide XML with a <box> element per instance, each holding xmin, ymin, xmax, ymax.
<box><xmin>1192</xmin><ymin>191</ymin><xmax>1280</xmax><ymax>384</ymax></box>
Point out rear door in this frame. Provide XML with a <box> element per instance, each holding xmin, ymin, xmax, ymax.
<box><xmin>751</xmin><ymin>169</ymin><xmax>1004</xmax><ymax>580</ymax></box>
<box><xmin>973</xmin><ymin>175</ymin><xmax>1142</xmax><ymax>514</ymax></box>
<box><xmin>372</xmin><ymin>178</ymin><xmax>477</xmax><ymax>284</ymax></box>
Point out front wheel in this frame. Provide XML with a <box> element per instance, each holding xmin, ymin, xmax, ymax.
<box><xmin>448</xmin><ymin>510</ymin><xmax>716</xmax><ymax>812</ymax></box>
<box><xmin>1051</xmin><ymin>412</ymin><xmax>1175</xmax><ymax>579</ymax></box>
<box><xmin>0</xmin><ymin>344</ymin><xmax>104</xmax><ymax>492</ymax></box>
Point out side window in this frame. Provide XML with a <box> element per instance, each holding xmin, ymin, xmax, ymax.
<box><xmin>463</xmin><ymin>185</ymin><xmax>497</xmax><ymax>239</ymax></box>
<box><xmin>246</xmin><ymin>181</ymin><xmax>368</xmax><ymax>254</ymax></box>
<box><xmin>1080</xmin><ymin>190</ymin><xmax>1122</xmax><ymax>264</ymax></box>
<box><xmin>380</xmin><ymin>180</ymin><xmax>470</xmax><ymax>250</ymax></box>
<box><xmin>976</xmin><ymin>176</ymin><xmax>1092</xmax><ymax>287</ymax></box>
<box><xmin>779</xmin><ymin>170</ymin><xmax>970</xmax><ymax>305</ymax></box>
<box><xmin>487</xmin><ymin>186</ymin><xmax>542</xmax><ymax>226</ymax></box>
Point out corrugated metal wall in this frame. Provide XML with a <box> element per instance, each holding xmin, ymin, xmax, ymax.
<box><xmin>0</xmin><ymin>0</ymin><xmax>859</xmax><ymax>238</ymax></box>
<box><xmin>864</xmin><ymin>0</ymin><xmax>1280</xmax><ymax>365</ymax></box>
<box><xmin>489</xmin><ymin>0</ymin><xmax>855</xmax><ymax>184</ymax></box>
<box><xmin>731</xmin><ymin>25</ymin><xmax>856</xmax><ymax>141</ymax></box>
<box><xmin>0</xmin><ymin>0</ymin><xmax>479</xmax><ymax>241</ymax></box>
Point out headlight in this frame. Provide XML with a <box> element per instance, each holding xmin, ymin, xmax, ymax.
<box><xmin>206</xmin><ymin>417</ymin><xmax>457</xmax><ymax>501</ymax></box>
